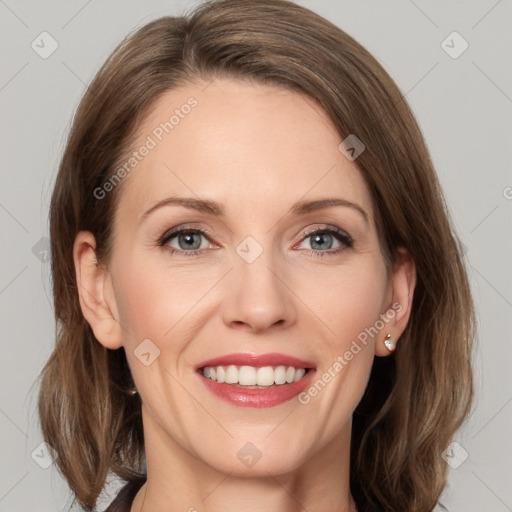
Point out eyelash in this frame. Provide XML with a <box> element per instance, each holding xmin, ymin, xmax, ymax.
<box><xmin>157</xmin><ymin>225</ymin><xmax>354</xmax><ymax>258</ymax></box>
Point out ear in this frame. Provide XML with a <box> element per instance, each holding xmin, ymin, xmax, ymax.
<box><xmin>375</xmin><ymin>246</ymin><xmax>416</xmax><ymax>357</ymax></box>
<box><xmin>73</xmin><ymin>231</ymin><xmax>123</xmax><ymax>349</ymax></box>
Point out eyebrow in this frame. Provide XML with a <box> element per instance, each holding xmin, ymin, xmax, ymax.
<box><xmin>140</xmin><ymin>196</ymin><xmax>369</xmax><ymax>225</ymax></box>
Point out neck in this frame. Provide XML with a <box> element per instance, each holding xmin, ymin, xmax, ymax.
<box><xmin>131</xmin><ymin>404</ymin><xmax>357</xmax><ymax>512</ymax></box>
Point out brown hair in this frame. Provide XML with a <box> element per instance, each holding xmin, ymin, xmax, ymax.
<box><xmin>38</xmin><ymin>1</ymin><xmax>475</xmax><ymax>510</ymax></box>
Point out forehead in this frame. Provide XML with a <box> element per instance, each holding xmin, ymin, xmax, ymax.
<box><xmin>115</xmin><ymin>78</ymin><xmax>374</xmax><ymax>226</ymax></box>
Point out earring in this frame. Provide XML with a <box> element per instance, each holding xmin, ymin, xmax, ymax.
<box><xmin>384</xmin><ymin>333</ymin><xmax>396</xmax><ymax>352</ymax></box>
<box><xmin>128</xmin><ymin>386</ymin><xmax>138</xmax><ymax>396</ymax></box>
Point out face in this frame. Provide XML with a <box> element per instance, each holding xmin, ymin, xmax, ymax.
<box><xmin>89</xmin><ymin>78</ymin><xmax>403</xmax><ymax>476</ymax></box>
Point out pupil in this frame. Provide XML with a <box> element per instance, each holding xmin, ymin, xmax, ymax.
<box><xmin>312</xmin><ymin>233</ymin><xmax>332</xmax><ymax>250</ymax></box>
<box><xmin>180</xmin><ymin>233</ymin><xmax>200</xmax><ymax>250</ymax></box>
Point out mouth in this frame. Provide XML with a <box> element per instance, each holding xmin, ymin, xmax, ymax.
<box><xmin>198</xmin><ymin>364</ymin><xmax>313</xmax><ymax>388</ymax></box>
<box><xmin>194</xmin><ymin>353</ymin><xmax>316</xmax><ymax>408</ymax></box>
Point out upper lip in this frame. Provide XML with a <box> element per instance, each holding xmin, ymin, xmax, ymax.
<box><xmin>195</xmin><ymin>352</ymin><xmax>315</xmax><ymax>371</ymax></box>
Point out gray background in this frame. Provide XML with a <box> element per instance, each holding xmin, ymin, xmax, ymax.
<box><xmin>1</xmin><ymin>0</ymin><xmax>511</xmax><ymax>510</ymax></box>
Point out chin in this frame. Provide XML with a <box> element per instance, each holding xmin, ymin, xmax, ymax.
<box><xmin>193</xmin><ymin>435</ymin><xmax>310</xmax><ymax>477</ymax></box>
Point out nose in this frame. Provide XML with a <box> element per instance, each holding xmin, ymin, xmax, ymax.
<box><xmin>221</xmin><ymin>247</ymin><xmax>297</xmax><ymax>333</ymax></box>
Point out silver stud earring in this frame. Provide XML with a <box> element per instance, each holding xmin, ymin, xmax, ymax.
<box><xmin>384</xmin><ymin>333</ymin><xmax>396</xmax><ymax>352</ymax></box>
<box><xmin>128</xmin><ymin>386</ymin><xmax>138</xmax><ymax>396</ymax></box>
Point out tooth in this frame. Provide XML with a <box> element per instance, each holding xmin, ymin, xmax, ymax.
<box><xmin>225</xmin><ymin>365</ymin><xmax>238</xmax><ymax>384</ymax></box>
<box><xmin>203</xmin><ymin>365</ymin><xmax>309</xmax><ymax>385</ymax></box>
<box><xmin>239</xmin><ymin>366</ymin><xmax>257</xmax><ymax>385</ymax></box>
<box><xmin>274</xmin><ymin>365</ymin><xmax>287</xmax><ymax>385</ymax></box>
<box><xmin>256</xmin><ymin>366</ymin><xmax>275</xmax><ymax>386</ymax></box>
<box><xmin>293</xmin><ymin>368</ymin><xmax>306</xmax><ymax>382</ymax></box>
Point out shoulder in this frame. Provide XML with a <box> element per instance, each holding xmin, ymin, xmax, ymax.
<box><xmin>103</xmin><ymin>477</ymin><xmax>146</xmax><ymax>512</ymax></box>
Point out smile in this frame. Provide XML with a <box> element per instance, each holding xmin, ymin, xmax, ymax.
<box><xmin>202</xmin><ymin>365</ymin><xmax>308</xmax><ymax>387</ymax></box>
<box><xmin>195</xmin><ymin>352</ymin><xmax>316</xmax><ymax>407</ymax></box>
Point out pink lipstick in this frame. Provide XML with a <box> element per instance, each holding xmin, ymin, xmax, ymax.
<box><xmin>195</xmin><ymin>352</ymin><xmax>316</xmax><ymax>408</ymax></box>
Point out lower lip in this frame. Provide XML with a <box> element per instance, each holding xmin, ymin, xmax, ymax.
<box><xmin>197</xmin><ymin>369</ymin><xmax>316</xmax><ymax>408</ymax></box>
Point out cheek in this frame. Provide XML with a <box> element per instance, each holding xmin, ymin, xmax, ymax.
<box><xmin>293</xmin><ymin>263</ymin><xmax>388</xmax><ymax>446</ymax></box>
<box><xmin>114</xmin><ymin>249</ymin><xmax>388</xmax><ymax>347</ymax></box>
<box><xmin>112</xmin><ymin>259</ymin><xmax>204</xmax><ymax>404</ymax></box>
<box><xmin>112</xmin><ymin>253</ymin><xmax>217</xmax><ymax>346</ymax></box>
<box><xmin>114</xmin><ymin>269</ymin><xmax>169</xmax><ymax>340</ymax></box>
<box><xmin>297</xmin><ymin>260</ymin><xmax>388</xmax><ymax>344</ymax></box>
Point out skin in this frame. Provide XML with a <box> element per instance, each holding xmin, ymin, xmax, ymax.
<box><xmin>74</xmin><ymin>78</ymin><xmax>416</xmax><ymax>512</ymax></box>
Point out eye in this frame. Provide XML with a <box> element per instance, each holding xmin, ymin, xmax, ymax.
<box><xmin>158</xmin><ymin>227</ymin><xmax>214</xmax><ymax>256</ymax></box>
<box><xmin>157</xmin><ymin>225</ymin><xmax>353</xmax><ymax>258</ymax></box>
<box><xmin>296</xmin><ymin>227</ymin><xmax>353</xmax><ymax>258</ymax></box>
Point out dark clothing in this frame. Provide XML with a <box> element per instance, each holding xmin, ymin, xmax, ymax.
<box><xmin>103</xmin><ymin>477</ymin><xmax>385</xmax><ymax>512</ymax></box>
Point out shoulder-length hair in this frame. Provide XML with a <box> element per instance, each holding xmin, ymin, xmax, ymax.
<box><xmin>38</xmin><ymin>1</ymin><xmax>475</xmax><ymax>510</ymax></box>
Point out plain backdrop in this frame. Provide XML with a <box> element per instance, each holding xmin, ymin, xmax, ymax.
<box><xmin>0</xmin><ymin>1</ymin><xmax>511</xmax><ymax>511</ymax></box>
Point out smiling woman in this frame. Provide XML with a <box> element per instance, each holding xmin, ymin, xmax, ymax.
<box><xmin>37</xmin><ymin>1</ymin><xmax>475</xmax><ymax>512</ymax></box>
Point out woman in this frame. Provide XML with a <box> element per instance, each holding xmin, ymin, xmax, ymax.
<box><xmin>37</xmin><ymin>1</ymin><xmax>475</xmax><ymax>511</ymax></box>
